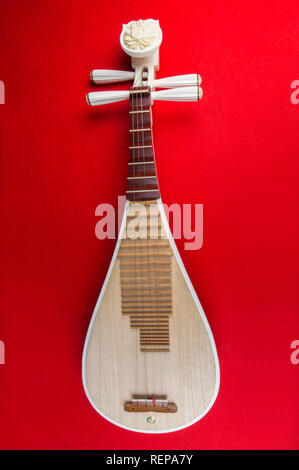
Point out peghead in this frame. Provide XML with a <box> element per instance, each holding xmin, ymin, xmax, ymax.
<box><xmin>86</xmin><ymin>19</ymin><xmax>203</xmax><ymax>106</ymax></box>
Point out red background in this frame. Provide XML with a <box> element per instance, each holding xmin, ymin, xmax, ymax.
<box><xmin>0</xmin><ymin>0</ymin><xmax>298</xmax><ymax>450</ymax></box>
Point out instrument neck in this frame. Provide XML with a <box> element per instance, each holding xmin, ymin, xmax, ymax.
<box><xmin>126</xmin><ymin>86</ymin><xmax>160</xmax><ymax>202</ymax></box>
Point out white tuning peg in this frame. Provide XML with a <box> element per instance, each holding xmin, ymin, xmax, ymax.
<box><xmin>91</xmin><ymin>69</ymin><xmax>135</xmax><ymax>84</ymax></box>
<box><xmin>86</xmin><ymin>86</ymin><xmax>203</xmax><ymax>106</ymax></box>
<box><xmin>91</xmin><ymin>70</ymin><xmax>201</xmax><ymax>88</ymax></box>
<box><xmin>153</xmin><ymin>74</ymin><xmax>201</xmax><ymax>88</ymax></box>
<box><xmin>152</xmin><ymin>86</ymin><xmax>203</xmax><ymax>101</ymax></box>
<box><xmin>86</xmin><ymin>90</ymin><xmax>129</xmax><ymax>106</ymax></box>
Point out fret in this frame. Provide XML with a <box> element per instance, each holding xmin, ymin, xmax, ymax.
<box><xmin>127</xmin><ymin>175</ymin><xmax>156</xmax><ymax>180</ymax></box>
<box><xmin>128</xmin><ymin>161</ymin><xmax>154</xmax><ymax>165</ymax></box>
<box><xmin>129</xmin><ymin>110</ymin><xmax>150</xmax><ymax>114</ymax></box>
<box><xmin>126</xmin><ymin>189</ymin><xmax>159</xmax><ymax>193</ymax></box>
<box><xmin>129</xmin><ymin>128</ymin><xmax>151</xmax><ymax>132</ymax></box>
<box><xmin>129</xmin><ymin>145</ymin><xmax>152</xmax><ymax>149</ymax></box>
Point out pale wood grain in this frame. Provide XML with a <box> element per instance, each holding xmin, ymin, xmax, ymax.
<box><xmin>83</xmin><ymin>202</ymin><xmax>218</xmax><ymax>432</ymax></box>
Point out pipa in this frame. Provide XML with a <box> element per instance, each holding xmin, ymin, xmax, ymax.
<box><xmin>82</xmin><ymin>19</ymin><xmax>220</xmax><ymax>433</ymax></box>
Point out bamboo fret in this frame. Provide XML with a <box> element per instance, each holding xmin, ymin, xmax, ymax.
<box><xmin>118</xmin><ymin>200</ymin><xmax>172</xmax><ymax>351</ymax></box>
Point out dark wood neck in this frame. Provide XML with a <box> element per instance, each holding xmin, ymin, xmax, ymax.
<box><xmin>126</xmin><ymin>86</ymin><xmax>160</xmax><ymax>202</ymax></box>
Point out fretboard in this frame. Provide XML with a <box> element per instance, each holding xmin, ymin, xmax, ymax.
<box><xmin>126</xmin><ymin>86</ymin><xmax>160</xmax><ymax>202</ymax></box>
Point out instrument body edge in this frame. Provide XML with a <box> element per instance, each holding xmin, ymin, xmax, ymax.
<box><xmin>82</xmin><ymin>199</ymin><xmax>220</xmax><ymax>433</ymax></box>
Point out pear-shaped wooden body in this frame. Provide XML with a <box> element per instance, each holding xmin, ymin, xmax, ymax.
<box><xmin>82</xmin><ymin>200</ymin><xmax>220</xmax><ymax>433</ymax></box>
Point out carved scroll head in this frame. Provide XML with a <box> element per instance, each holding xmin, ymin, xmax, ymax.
<box><xmin>120</xmin><ymin>19</ymin><xmax>162</xmax><ymax>58</ymax></box>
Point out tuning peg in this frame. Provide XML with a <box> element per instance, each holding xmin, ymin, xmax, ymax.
<box><xmin>90</xmin><ymin>69</ymin><xmax>135</xmax><ymax>84</ymax></box>
<box><xmin>86</xmin><ymin>86</ymin><xmax>203</xmax><ymax>106</ymax></box>
<box><xmin>91</xmin><ymin>70</ymin><xmax>201</xmax><ymax>88</ymax></box>
<box><xmin>153</xmin><ymin>74</ymin><xmax>201</xmax><ymax>88</ymax></box>
<box><xmin>86</xmin><ymin>90</ymin><xmax>129</xmax><ymax>106</ymax></box>
<box><xmin>153</xmin><ymin>86</ymin><xmax>203</xmax><ymax>102</ymax></box>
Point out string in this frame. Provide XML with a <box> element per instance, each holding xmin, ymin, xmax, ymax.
<box><xmin>131</xmin><ymin>86</ymin><xmax>138</xmax><ymax>397</ymax></box>
<box><xmin>140</xmin><ymin>86</ymin><xmax>149</xmax><ymax>395</ymax></box>
<box><xmin>146</xmin><ymin>88</ymin><xmax>156</xmax><ymax>361</ymax></box>
<box><xmin>149</xmin><ymin>88</ymin><xmax>160</xmax><ymax>358</ymax></box>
